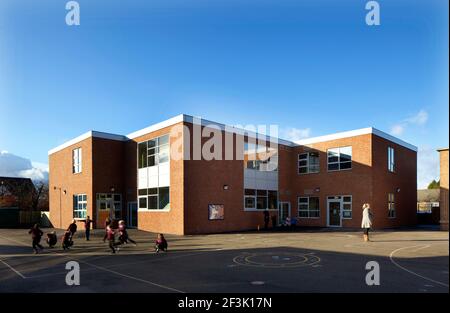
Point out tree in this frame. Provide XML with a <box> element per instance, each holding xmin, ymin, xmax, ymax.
<box><xmin>427</xmin><ymin>179</ymin><xmax>440</xmax><ymax>189</ymax></box>
<box><xmin>32</xmin><ymin>181</ymin><xmax>49</xmax><ymax>211</ymax></box>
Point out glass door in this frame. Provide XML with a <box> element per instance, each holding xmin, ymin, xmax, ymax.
<box><xmin>327</xmin><ymin>198</ymin><xmax>342</xmax><ymax>227</ymax></box>
<box><xmin>127</xmin><ymin>202</ymin><xmax>138</xmax><ymax>228</ymax></box>
<box><xmin>278</xmin><ymin>202</ymin><xmax>291</xmax><ymax>225</ymax></box>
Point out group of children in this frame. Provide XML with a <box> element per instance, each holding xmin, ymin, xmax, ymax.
<box><xmin>28</xmin><ymin>217</ymin><xmax>168</xmax><ymax>255</ymax></box>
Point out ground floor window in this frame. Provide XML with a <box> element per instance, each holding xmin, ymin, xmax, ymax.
<box><xmin>138</xmin><ymin>187</ymin><xmax>170</xmax><ymax>210</ymax></box>
<box><xmin>96</xmin><ymin>193</ymin><xmax>122</xmax><ymax>218</ymax></box>
<box><xmin>342</xmin><ymin>196</ymin><xmax>352</xmax><ymax>219</ymax></box>
<box><xmin>298</xmin><ymin>196</ymin><xmax>320</xmax><ymax>218</ymax></box>
<box><xmin>244</xmin><ymin>189</ymin><xmax>278</xmax><ymax>210</ymax></box>
<box><xmin>388</xmin><ymin>193</ymin><xmax>396</xmax><ymax>218</ymax></box>
<box><xmin>73</xmin><ymin>194</ymin><xmax>87</xmax><ymax>219</ymax></box>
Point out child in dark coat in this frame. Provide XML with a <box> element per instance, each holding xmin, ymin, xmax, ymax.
<box><xmin>28</xmin><ymin>224</ymin><xmax>44</xmax><ymax>254</ymax></box>
<box><xmin>46</xmin><ymin>231</ymin><xmax>57</xmax><ymax>248</ymax></box>
<box><xmin>155</xmin><ymin>233</ymin><xmax>168</xmax><ymax>253</ymax></box>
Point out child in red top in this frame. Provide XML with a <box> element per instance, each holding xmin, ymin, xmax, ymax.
<box><xmin>117</xmin><ymin>220</ymin><xmax>137</xmax><ymax>246</ymax></box>
<box><xmin>155</xmin><ymin>233</ymin><xmax>168</xmax><ymax>253</ymax></box>
<box><xmin>28</xmin><ymin>224</ymin><xmax>44</xmax><ymax>254</ymax></box>
<box><xmin>105</xmin><ymin>225</ymin><xmax>117</xmax><ymax>254</ymax></box>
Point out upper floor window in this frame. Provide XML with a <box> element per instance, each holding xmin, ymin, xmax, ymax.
<box><xmin>388</xmin><ymin>146</ymin><xmax>395</xmax><ymax>172</ymax></box>
<box><xmin>138</xmin><ymin>134</ymin><xmax>169</xmax><ymax>169</ymax></box>
<box><xmin>72</xmin><ymin>148</ymin><xmax>82</xmax><ymax>173</ymax></box>
<box><xmin>244</xmin><ymin>141</ymin><xmax>278</xmax><ymax>172</ymax></box>
<box><xmin>327</xmin><ymin>146</ymin><xmax>352</xmax><ymax>171</ymax></box>
<box><xmin>138</xmin><ymin>187</ymin><xmax>170</xmax><ymax>210</ymax></box>
<box><xmin>298</xmin><ymin>152</ymin><xmax>320</xmax><ymax>174</ymax></box>
<box><xmin>388</xmin><ymin>193</ymin><xmax>396</xmax><ymax>218</ymax></box>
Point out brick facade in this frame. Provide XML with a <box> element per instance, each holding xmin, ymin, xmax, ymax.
<box><xmin>438</xmin><ymin>148</ymin><xmax>449</xmax><ymax>231</ymax></box>
<box><xmin>49</xmin><ymin>115</ymin><xmax>418</xmax><ymax>234</ymax></box>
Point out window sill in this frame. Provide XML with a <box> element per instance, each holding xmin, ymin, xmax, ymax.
<box><xmin>298</xmin><ymin>217</ymin><xmax>320</xmax><ymax>219</ymax></box>
<box><xmin>138</xmin><ymin>209</ymin><xmax>171</xmax><ymax>213</ymax></box>
<box><xmin>244</xmin><ymin>209</ymin><xmax>278</xmax><ymax>212</ymax></box>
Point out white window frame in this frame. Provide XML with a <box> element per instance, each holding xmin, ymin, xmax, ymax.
<box><xmin>73</xmin><ymin>194</ymin><xmax>87</xmax><ymax>219</ymax></box>
<box><xmin>137</xmin><ymin>134</ymin><xmax>170</xmax><ymax>169</ymax></box>
<box><xmin>72</xmin><ymin>148</ymin><xmax>82</xmax><ymax>174</ymax></box>
<box><xmin>137</xmin><ymin>187</ymin><xmax>170</xmax><ymax>211</ymax></box>
<box><xmin>327</xmin><ymin>146</ymin><xmax>352</xmax><ymax>172</ymax></box>
<box><xmin>388</xmin><ymin>146</ymin><xmax>395</xmax><ymax>172</ymax></box>
<box><xmin>244</xmin><ymin>189</ymin><xmax>278</xmax><ymax>211</ymax></box>
<box><xmin>388</xmin><ymin>193</ymin><xmax>396</xmax><ymax>218</ymax></box>
<box><xmin>342</xmin><ymin>195</ymin><xmax>352</xmax><ymax>219</ymax></box>
<box><xmin>298</xmin><ymin>196</ymin><xmax>320</xmax><ymax>219</ymax></box>
<box><xmin>298</xmin><ymin>152</ymin><xmax>320</xmax><ymax>175</ymax></box>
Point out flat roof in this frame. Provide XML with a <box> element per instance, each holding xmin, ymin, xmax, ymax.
<box><xmin>48</xmin><ymin>114</ymin><xmax>418</xmax><ymax>155</ymax></box>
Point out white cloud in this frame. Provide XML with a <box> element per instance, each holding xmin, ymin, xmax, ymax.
<box><xmin>280</xmin><ymin>127</ymin><xmax>311</xmax><ymax>142</ymax></box>
<box><xmin>390</xmin><ymin>124</ymin><xmax>405</xmax><ymax>136</ymax></box>
<box><xmin>390</xmin><ymin>109</ymin><xmax>428</xmax><ymax>136</ymax></box>
<box><xmin>0</xmin><ymin>151</ymin><xmax>48</xmax><ymax>182</ymax></box>
<box><xmin>406</xmin><ymin>109</ymin><xmax>428</xmax><ymax>125</ymax></box>
<box><xmin>417</xmin><ymin>146</ymin><xmax>440</xmax><ymax>189</ymax></box>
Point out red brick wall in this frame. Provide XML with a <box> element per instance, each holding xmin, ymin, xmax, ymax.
<box><xmin>371</xmin><ymin>134</ymin><xmax>417</xmax><ymax>228</ymax></box>
<box><xmin>49</xmin><ymin>137</ymin><xmax>93</xmax><ymax>229</ymax></box>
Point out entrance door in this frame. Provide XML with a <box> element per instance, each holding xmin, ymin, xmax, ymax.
<box><xmin>327</xmin><ymin>199</ymin><xmax>342</xmax><ymax>227</ymax></box>
<box><xmin>278</xmin><ymin>202</ymin><xmax>291</xmax><ymax>225</ymax></box>
<box><xmin>127</xmin><ymin>202</ymin><xmax>138</xmax><ymax>228</ymax></box>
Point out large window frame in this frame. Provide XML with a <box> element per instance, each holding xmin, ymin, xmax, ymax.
<box><xmin>73</xmin><ymin>194</ymin><xmax>87</xmax><ymax>219</ymax></box>
<box><xmin>138</xmin><ymin>134</ymin><xmax>170</xmax><ymax>169</ymax></box>
<box><xmin>342</xmin><ymin>195</ymin><xmax>353</xmax><ymax>219</ymax></box>
<box><xmin>244</xmin><ymin>189</ymin><xmax>278</xmax><ymax>211</ymax></box>
<box><xmin>388</xmin><ymin>146</ymin><xmax>395</xmax><ymax>172</ymax></box>
<box><xmin>244</xmin><ymin>141</ymin><xmax>278</xmax><ymax>172</ymax></box>
<box><xmin>298</xmin><ymin>152</ymin><xmax>320</xmax><ymax>174</ymax></box>
<box><xmin>138</xmin><ymin>187</ymin><xmax>170</xmax><ymax>211</ymax></box>
<box><xmin>388</xmin><ymin>193</ymin><xmax>396</xmax><ymax>218</ymax></box>
<box><xmin>298</xmin><ymin>196</ymin><xmax>320</xmax><ymax>218</ymax></box>
<box><xmin>327</xmin><ymin>146</ymin><xmax>352</xmax><ymax>171</ymax></box>
<box><xmin>72</xmin><ymin>148</ymin><xmax>82</xmax><ymax>174</ymax></box>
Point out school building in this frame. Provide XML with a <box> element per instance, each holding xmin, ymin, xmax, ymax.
<box><xmin>48</xmin><ymin>114</ymin><xmax>417</xmax><ymax>235</ymax></box>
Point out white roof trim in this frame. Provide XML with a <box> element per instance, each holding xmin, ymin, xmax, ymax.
<box><xmin>126</xmin><ymin>114</ymin><xmax>185</xmax><ymax>139</ymax></box>
<box><xmin>295</xmin><ymin>127</ymin><xmax>417</xmax><ymax>151</ymax></box>
<box><xmin>49</xmin><ymin>115</ymin><xmax>417</xmax><ymax>155</ymax></box>
<box><xmin>48</xmin><ymin>131</ymin><xmax>127</xmax><ymax>155</ymax></box>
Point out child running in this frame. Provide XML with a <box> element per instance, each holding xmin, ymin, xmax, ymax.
<box><xmin>105</xmin><ymin>224</ymin><xmax>117</xmax><ymax>254</ymax></box>
<box><xmin>28</xmin><ymin>224</ymin><xmax>44</xmax><ymax>254</ymax></box>
<box><xmin>155</xmin><ymin>233</ymin><xmax>168</xmax><ymax>253</ymax></box>
<box><xmin>117</xmin><ymin>220</ymin><xmax>137</xmax><ymax>246</ymax></box>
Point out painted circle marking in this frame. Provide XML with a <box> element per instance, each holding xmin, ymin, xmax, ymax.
<box><xmin>233</xmin><ymin>252</ymin><xmax>320</xmax><ymax>268</ymax></box>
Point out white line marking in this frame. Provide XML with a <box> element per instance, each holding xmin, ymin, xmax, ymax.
<box><xmin>389</xmin><ymin>245</ymin><xmax>449</xmax><ymax>288</ymax></box>
<box><xmin>0</xmin><ymin>258</ymin><xmax>26</xmax><ymax>279</ymax></box>
<box><xmin>0</xmin><ymin>234</ymin><xmax>185</xmax><ymax>293</ymax></box>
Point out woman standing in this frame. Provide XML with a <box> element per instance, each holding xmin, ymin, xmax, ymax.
<box><xmin>361</xmin><ymin>203</ymin><xmax>373</xmax><ymax>242</ymax></box>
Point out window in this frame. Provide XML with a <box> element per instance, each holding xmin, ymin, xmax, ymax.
<box><xmin>298</xmin><ymin>152</ymin><xmax>320</xmax><ymax>174</ymax></box>
<box><xmin>342</xmin><ymin>196</ymin><xmax>352</xmax><ymax>219</ymax></box>
<box><xmin>298</xmin><ymin>197</ymin><xmax>320</xmax><ymax>218</ymax></box>
<box><xmin>388</xmin><ymin>147</ymin><xmax>395</xmax><ymax>172</ymax></box>
<box><xmin>327</xmin><ymin>146</ymin><xmax>352</xmax><ymax>171</ymax></box>
<box><xmin>73</xmin><ymin>194</ymin><xmax>87</xmax><ymax>219</ymax></box>
<box><xmin>244</xmin><ymin>141</ymin><xmax>278</xmax><ymax>172</ymax></box>
<box><xmin>388</xmin><ymin>193</ymin><xmax>396</xmax><ymax>218</ymax></box>
<box><xmin>244</xmin><ymin>189</ymin><xmax>278</xmax><ymax>210</ymax></box>
<box><xmin>72</xmin><ymin>148</ymin><xmax>82</xmax><ymax>173</ymax></box>
<box><xmin>137</xmin><ymin>134</ymin><xmax>170</xmax><ymax>169</ymax></box>
<box><xmin>138</xmin><ymin>187</ymin><xmax>170</xmax><ymax>210</ymax></box>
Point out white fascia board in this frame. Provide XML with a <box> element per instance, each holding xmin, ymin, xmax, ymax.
<box><xmin>48</xmin><ymin>131</ymin><xmax>127</xmax><ymax>155</ymax></box>
<box><xmin>126</xmin><ymin>114</ymin><xmax>185</xmax><ymax>139</ymax></box>
<box><xmin>294</xmin><ymin>127</ymin><xmax>417</xmax><ymax>152</ymax></box>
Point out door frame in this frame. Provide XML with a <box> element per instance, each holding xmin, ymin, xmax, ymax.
<box><xmin>127</xmin><ymin>201</ymin><xmax>138</xmax><ymax>228</ymax></box>
<box><xmin>278</xmin><ymin>201</ymin><xmax>291</xmax><ymax>225</ymax></box>
<box><xmin>327</xmin><ymin>197</ymin><xmax>342</xmax><ymax>227</ymax></box>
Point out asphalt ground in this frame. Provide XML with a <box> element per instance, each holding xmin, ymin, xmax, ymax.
<box><xmin>0</xmin><ymin>228</ymin><xmax>448</xmax><ymax>293</ymax></box>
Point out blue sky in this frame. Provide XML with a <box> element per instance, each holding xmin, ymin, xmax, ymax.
<box><xmin>0</xmin><ymin>0</ymin><xmax>448</xmax><ymax>187</ymax></box>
